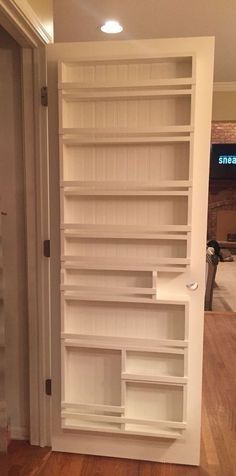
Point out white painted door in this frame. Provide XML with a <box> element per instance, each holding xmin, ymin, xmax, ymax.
<box><xmin>47</xmin><ymin>37</ymin><xmax>214</xmax><ymax>465</ymax></box>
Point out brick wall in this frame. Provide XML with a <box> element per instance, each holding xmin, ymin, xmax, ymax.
<box><xmin>211</xmin><ymin>121</ymin><xmax>236</xmax><ymax>144</ymax></box>
<box><xmin>208</xmin><ymin>122</ymin><xmax>236</xmax><ymax>239</ymax></box>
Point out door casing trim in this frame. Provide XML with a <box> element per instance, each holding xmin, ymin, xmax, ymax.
<box><xmin>0</xmin><ymin>0</ymin><xmax>51</xmax><ymax>446</ymax></box>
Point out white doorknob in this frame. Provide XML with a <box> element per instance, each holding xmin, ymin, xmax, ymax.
<box><xmin>186</xmin><ymin>282</ymin><xmax>198</xmax><ymax>291</ymax></box>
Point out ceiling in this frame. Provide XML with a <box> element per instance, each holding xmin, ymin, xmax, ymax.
<box><xmin>53</xmin><ymin>0</ymin><xmax>236</xmax><ymax>82</ymax></box>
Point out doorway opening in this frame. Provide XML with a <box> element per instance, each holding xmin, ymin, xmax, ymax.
<box><xmin>206</xmin><ymin>121</ymin><xmax>236</xmax><ymax>312</ymax></box>
<box><xmin>0</xmin><ymin>25</ymin><xmax>29</xmax><ymax>444</ymax></box>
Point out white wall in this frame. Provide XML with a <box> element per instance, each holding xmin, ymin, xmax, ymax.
<box><xmin>0</xmin><ymin>26</ymin><xmax>29</xmax><ymax>440</ymax></box>
<box><xmin>212</xmin><ymin>91</ymin><xmax>236</xmax><ymax>121</ymax></box>
<box><xmin>27</xmin><ymin>0</ymin><xmax>53</xmax><ymax>39</ymax></box>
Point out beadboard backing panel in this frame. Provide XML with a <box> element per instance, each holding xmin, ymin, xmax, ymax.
<box><xmin>64</xmin><ymin>347</ymin><xmax>122</xmax><ymax>405</ymax></box>
<box><xmin>62</xmin><ymin>142</ymin><xmax>190</xmax><ymax>182</ymax></box>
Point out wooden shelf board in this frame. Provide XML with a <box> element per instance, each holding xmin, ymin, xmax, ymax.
<box><xmin>60</xmin><ymin>54</ymin><xmax>193</xmax><ymax>66</ymax></box>
<box><xmin>62</xmin><ymin>291</ymin><xmax>189</xmax><ymax>305</ymax></box>
<box><xmin>62</xmin><ymin>135</ymin><xmax>191</xmax><ymax>145</ymax></box>
<box><xmin>61</xmin><ymin>89</ymin><xmax>192</xmax><ymax>101</ymax></box>
<box><xmin>61</xmin><ymin>284</ymin><xmax>156</xmax><ymax>295</ymax></box>
<box><xmin>61</xmin><ymin>411</ymin><xmax>186</xmax><ymax>430</ymax></box>
<box><xmin>62</xmin><ymin>334</ymin><xmax>189</xmax><ymax>349</ymax></box>
<box><xmin>62</xmin><ymin>260</ymin><xmax>187</xmax><ymax>273</ymax></box>
<box><xmin>61</xmin><ymin>125</ymin><xmax>193</xmax><ymax>137</ymax></box>
<box><xmin>62</xmin><ymin>340</ymin><xmax>186</xmax><ymax>354</ymax></box>
<box><xmin>61</xmin><ymin>224</ymin><xmax>191</xmax><ymax>232</ymax></box>
<box><xmin>61</xmin><ymin>421</ymin><xmax>183</xmax><ymax>439</ymax></box>
<box><xmin>122</xmin><ymin>372</ymin><xmax>187</xmax><ymax>385</ymax></box>
<box><xmin>63</xmin><ymin>231</ymin><xmax>188</xmax><ymax>241</ymax></box>
<box><xmin>62</xmin><ymin>255</ymin><xmax>190</xmax><ymax>267</ymax></box>
<box><xmin>59</xmin><ymin>77</ymin><xmax>194</xmax><ymax>90</ymax></box>
<box><xmin>60</xmin><ymin>180</ymin><xmax>192</xmax><ymax>190</ymax></box>
<box><xmin>63</xmin><ymin>189</ymin><xmax>189</xmax><ymax>197</ymax></box>
<box><xmin>124</xmin><ymin>424</ymin><xmax>183</xmax><ymax>439</ymax></box>
<box><xmin>61</xmin><ymin>402</ymin><xmax>125</xmax><ymax>414</ymax></box>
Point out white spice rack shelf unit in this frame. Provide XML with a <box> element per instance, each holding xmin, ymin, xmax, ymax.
<box><xmin>58</xmin><ymin>51</ymin><xmax>196</xmax><ymax>443</ymax></box>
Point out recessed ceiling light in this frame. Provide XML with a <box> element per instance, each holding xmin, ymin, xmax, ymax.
<box><xmin>101</xmin><ymin>20</ymin><xmax>123</xmax><ymax>34</ymax></box>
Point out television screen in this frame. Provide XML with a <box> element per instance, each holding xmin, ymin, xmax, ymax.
<box><xmin>210</xmin><ymin>143</ymin><xmax>236</xmax><ymax>180</ymax></box>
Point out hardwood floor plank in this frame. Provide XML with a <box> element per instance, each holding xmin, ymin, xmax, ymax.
<box><xmin>201</xmin><ymin>401</ymin><xmax>219</xmax><ymax>467</ymax></box>
<box><xmin>7</xmin><ymin>440</ymin><xmax>51</xmax><ymax>476</ymax></box>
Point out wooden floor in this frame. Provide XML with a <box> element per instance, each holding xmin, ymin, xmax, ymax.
<box><xmin>3</xmin><ymin>313</ymin><xmax>236</xmax><ymax>476</ymax></box>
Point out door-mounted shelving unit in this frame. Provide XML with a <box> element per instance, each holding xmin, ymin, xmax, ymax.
<box><xmin>58</xmin><ymin>53</ymin><xmax>194</xmax><ymax>441</ymax></box>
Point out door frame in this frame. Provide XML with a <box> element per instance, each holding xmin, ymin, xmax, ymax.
<box><xmin>0</xmin><ymin>1</ymin><xmax>52</xmax><ymax>446</ymax></box>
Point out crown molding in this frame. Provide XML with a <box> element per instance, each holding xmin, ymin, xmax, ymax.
<box><xmin>0</xmin><ymin>0</ymin><xmax>53</xmax><ymax>47</ymax></box>
<box><xmin>214</xmin><ymin>82</ymin><xmax>236</xmax><ymax>92</ymax></box>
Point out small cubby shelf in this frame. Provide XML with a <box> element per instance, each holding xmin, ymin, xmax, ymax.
<box><xmin>124</xmin><ymin>348</ymin><xmax>186</xmax><ymax>377</ymax></box>
<box><xmin>62</xmin><ymin>235</ymin><xmax>189</xmax><ymax>263</ymax></box>
<box><xmin>62</xmin><ymin>194</ymin><xmax>189</xmax><ymax>227</ymax></box>
<box><xmin>61</xmin><ymin>141</ymin><xmax>191</xmax><ymax>184</ymax></box>
<box><xmin>61</xmin><ymin>266</ymin><xmax>155</xmax><ymax>298</ymax></box>
<box><xmin>59</xmin><ymin>55</ymin><xmax>194</xmax><ymax>82</ymax></box>
<box><xmin>61</xmin><ymin>294</ymin><xmax>189</xmax><ymax>357</ymax></box>
<box><xmin>60</xmin><ymin>79</ymin><xmax>192</xmax><ymax>130</ymax></box>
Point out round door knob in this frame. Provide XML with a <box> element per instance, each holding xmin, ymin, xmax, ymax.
<box><xmin>186</xmin><ymin>281</ymin><xmax>198</xmax><ymax>291</ymax></box>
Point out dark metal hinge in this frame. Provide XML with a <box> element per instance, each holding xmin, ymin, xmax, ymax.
<box><xmin>45</xmin><ymin>379</ymin><xmax>52</xmax><ymax>396</ymax></box>
<box><xmin>41</xmin><ymin>86</ymin><xmax>48</xmax><ymax>106</ymax></box>
<box><xmin>43</xmin><ymin>239</ymin><xmax>50</xmax><ymax>258</ymax></box>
